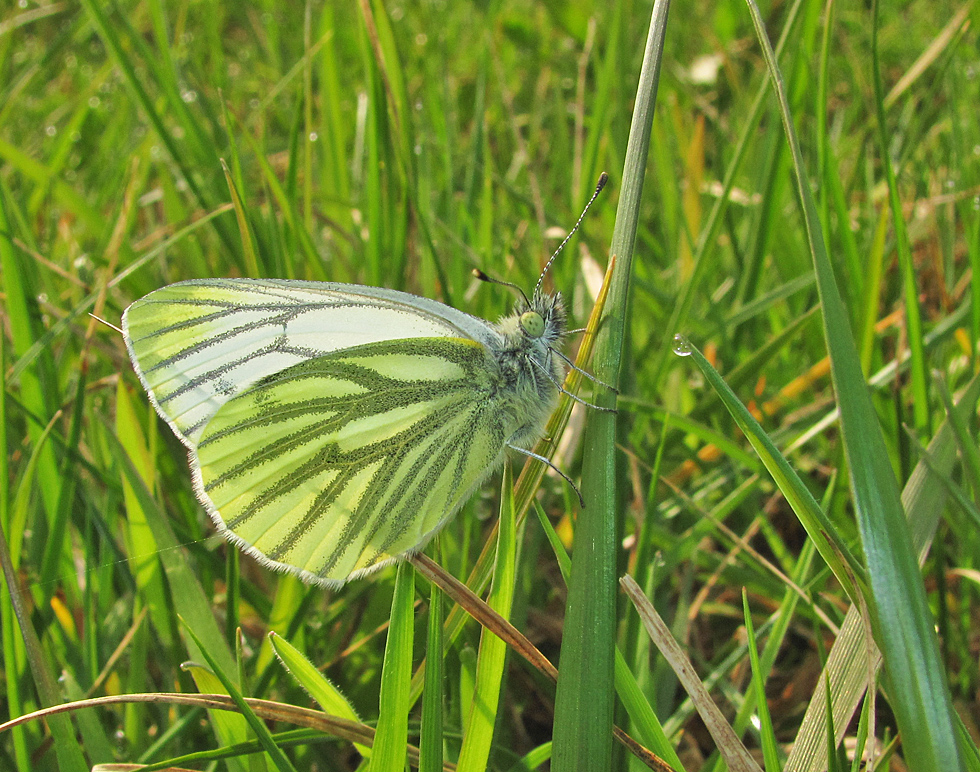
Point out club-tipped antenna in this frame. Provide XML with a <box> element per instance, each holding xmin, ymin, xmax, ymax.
<box><xmin>472</xmin><ymin>268</ymin><xmax>532</xmax><ymax>307</ymax></box>
<box><xmin>533</xmin><ymin>171</ymin><xmax>608</xmax><ymax>296</ymax></box>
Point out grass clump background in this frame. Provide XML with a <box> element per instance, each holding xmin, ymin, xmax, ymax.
<box><xmin>2</xmin><ymin>1</ymin><xmax>980</xmax><ymax>771</ymax></box>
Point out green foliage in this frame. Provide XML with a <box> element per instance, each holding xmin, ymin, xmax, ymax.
<box><xmin>2</xmin><ymin>0</ymin><xmax>979</xmax><ymax>770</ymax></box>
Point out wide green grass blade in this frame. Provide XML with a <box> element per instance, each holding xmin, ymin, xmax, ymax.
<box><xmin>552</xmin><ymin>0</ymin><xmax>670</xmax><ymax>768</ymax></box>
<box><xmin>743</xmin><ymin>0</ymin><xmax>967</xmax><ymax>765</ymax></box>
<box><xmin>784</xmin><ymin>372</ymin><xmax>980</xmax><ymax>772</ymax></box>
<box><xmin>536</xmin><ymin>503</ymin><xmax>684</xmax><ymax>771</ymax></box>
<box><xmin>114</xmin><ymin>379</ymin><xmax>176</xmax><ymax>651</ymax></box>
<box><xmin>269</xmin><ymin>631</ymin><xmax>370</xmax><ymax>759</ymax></box>
<box><xmin>106</xmin><ymin>415</ymin><xmax>236</xmax><ymax>677</ymax></box>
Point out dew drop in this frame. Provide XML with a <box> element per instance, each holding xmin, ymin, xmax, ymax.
<box><xmin>672</xmin><ymin>334</ymin><xmax>692</xmax><ymax>357</ymax></box>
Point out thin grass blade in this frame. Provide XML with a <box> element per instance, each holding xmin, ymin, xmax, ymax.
<box><xmin>371</xmin><ymin>561</ymin><xmax>415</xmax><ymax>772</ymax></box>
<box><xmin>457</xmin><ymin>462</ymin><xmax>518</xmax><ymax>770</ymax></box>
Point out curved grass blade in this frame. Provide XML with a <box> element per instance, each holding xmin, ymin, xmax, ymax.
<box><xmin>679</xmin><ymin>341</ymin><xmax>863</xmax><ymax>603</ymax></box>
<box><xmin>743</xmin><ymin>0</ymin><xmax>967</xmax><ymax>764</ymax></box>
<box><xmin>784</xmin><ymin>372</ymin><xmax>980</xmax><ymax>772</ymax></box>
<box><xmin>269</xmin><ymin>632</ymin><xmax>370</xmax><ymax>759</ymax></box>
<box><xmin>181</xmin><ymin>623</ymin><xmax>299</xmax><ymax>772</ymax></box>
<box><xmin>1</xmin><ymin>692</ymin><xmax>452</xmax><ymax>770</ymax></box>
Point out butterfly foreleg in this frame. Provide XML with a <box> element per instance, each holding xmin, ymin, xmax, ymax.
<box><xmin>531</xmin><ymin>356</ymin><xmax>617</xmax><ymax>413</ymax></box>
<box><xmin>550</xmin><ymin>348</ymin><xmax>619</xmax><ymax>394</ymax></box>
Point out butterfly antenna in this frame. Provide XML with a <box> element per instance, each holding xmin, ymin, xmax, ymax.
<box><xmin>534</xmin><ymin>171</ymin><xmax>609</xmax><ymax>296</ymax></box>
<box><xmin>472</xmin><ymin>268</ymin><xmax>531</xmax><ymax>307</ymax></box>
<box><xmin>89</xmin><ymin>312</ymin><xmax>123</xmax><ymax>335</ymax></box>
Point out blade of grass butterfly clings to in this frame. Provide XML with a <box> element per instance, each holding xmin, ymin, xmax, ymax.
<box><xmin>122</xmin><ymin>174</ymin><xmax>610</xmax><ymax>587</ymax></box>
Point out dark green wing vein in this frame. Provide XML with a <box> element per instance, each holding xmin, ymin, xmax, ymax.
<box><xmin>190</xmin><ymin>337</ymin><xmax>511</xmax><ymax>586</ymax></box>
<box><xmin>317</xmin><ymin>403</ymin><xmax>496</xmax><ymax>577</ymax></box>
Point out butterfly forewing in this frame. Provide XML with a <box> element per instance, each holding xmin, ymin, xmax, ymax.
<box><xmin>192</xmin><ymin>337</ymin><xmax>508</xmax><ymax>586</ymax></box>
<box><xmin>122</xmin><ymin>278</ymin><xmax>496</xmax><ymax>446</ymax></box>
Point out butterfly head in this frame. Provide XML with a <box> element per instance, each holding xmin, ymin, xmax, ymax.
<box><xmin>513</xmin><ymin>290</ymin><xmax>566</xmax><ymax>344</ymax></box>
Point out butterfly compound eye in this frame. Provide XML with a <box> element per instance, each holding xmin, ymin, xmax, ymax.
<box><xmin>520</xmin><ymin>311</ymin><xmax>545</xmax><ymax>338</ymax></box>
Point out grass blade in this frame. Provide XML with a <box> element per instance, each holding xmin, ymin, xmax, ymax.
<box><xmin>622</xmin><ymin>575</ymin><xmax>762</xmax><ymax>772</ymax></box>
<box><xmin>457</xmin><ymin>462</ymin><xmax>518</xmax><ymax>770</ymax></box>
<box><xmin>552</xmin><ymin>0</ymin><xmax>670</xmax><ymax>768</ymax></box>
<box><xmin>181</xmin><ymin>625</ymin><xmax>298</xmax><ymax>772</ymax></box>
<box><xmin>741</xmin><ymin>591</ymin><xmax>780</xmax><ymax>772</ymax></box>
<box><xmin>743</xmin><ymin>0</ymin><xmax>968</xmax><ymax>765</ymax></box>
<box><xmin>371</xmin><ymin>561</ymin><xmax>415</xmax><ymax>772</ymax></box>
<box><xmin>785</xmin><ymin>372</ymin><xmax>980</xmax><ymax>772</ymax></box>
<box><xmin>418</xmin><ymin>578</ymin><xmax>444</xmax><ymax>772</ymax></box>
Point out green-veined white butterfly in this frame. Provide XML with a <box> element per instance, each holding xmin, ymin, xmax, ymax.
<box><xmin>123</xmin><ymin>175</ymin><xmax>609</xmax><ymax>588</ymax></box>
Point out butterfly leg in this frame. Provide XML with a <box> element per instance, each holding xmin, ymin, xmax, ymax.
<box><xmin>533</xmin><ymin>356</ymin><xmax>617</xmax><ymax>413</ymax></box>
<box><xmin>551</xmin><ymin>348</ymin><xmax>619</xmax><ymax>393</ymax></box>
<box><xmin>507</xmin><ymin>443</ymin><xmax>585</xmax><ymax>508</ymax></box>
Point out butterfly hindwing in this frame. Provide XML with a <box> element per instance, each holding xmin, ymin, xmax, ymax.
<box><xmin>191</xmin><ymin>336</ymin><xmax>508</xmax><ymax>586</ymax></box>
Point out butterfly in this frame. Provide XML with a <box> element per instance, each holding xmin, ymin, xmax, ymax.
<box><xmin>122</xmin><ymin>175</ymin><xmax>609</xmax><ymax>588</ymax></box>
